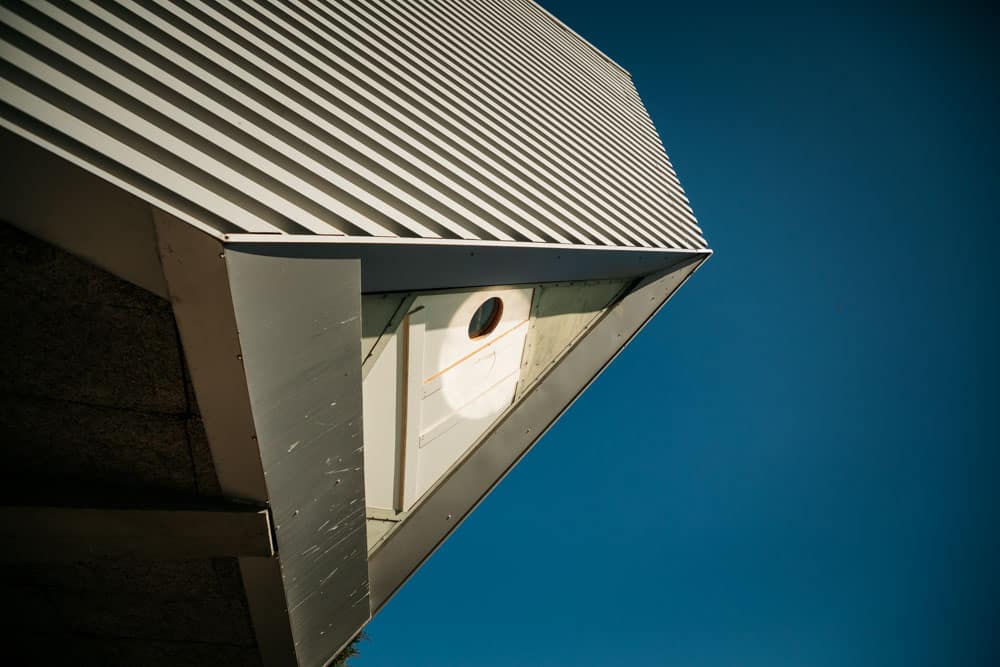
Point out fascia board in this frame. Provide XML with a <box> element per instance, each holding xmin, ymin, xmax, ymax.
<box><xmin>223</xmin><ymin>237</ymin><xmax>709</xmax><ymax>294</ymax></box>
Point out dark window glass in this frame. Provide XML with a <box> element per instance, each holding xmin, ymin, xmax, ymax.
<box><xmin>468</xmin><ymin>297</ymin><xmax>503</xmax><ymax>339</ymax></box>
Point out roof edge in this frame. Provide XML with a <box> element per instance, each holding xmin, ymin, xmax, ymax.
<box><xmin>222</xmin><ymin>239</ymin><xmax>707</xmax><ymax>294</ymax></box>
<box><xmin>528</xmin><ymin>0</ymin><xmax>633</xmax><ymax>78</ymax></box>
<box><xmin>223</xmin><ymin>233</ymin><xmax>710</xmax><ymax>254</ymax></box>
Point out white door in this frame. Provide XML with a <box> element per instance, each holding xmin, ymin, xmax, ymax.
<box><xmin>400</xmin><ymin>287</ymin><xmax>533</xmax><ymax>508</ymax></box>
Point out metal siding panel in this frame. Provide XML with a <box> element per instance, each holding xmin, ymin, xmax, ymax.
<box><xmin>155</xmin><ymin>213</ymin><xmax>294</xmax><ymax>665</ymax></box>
<box><xmin>516</xmin><ymin>279</ymin><xmax>628</xmax><ymax>395</ymax></box>
<box><xmin>225</xmin><ymin>249</ymin><xmax>370</xmax><ymax>667</ymax></box>
<box><xmin>0</xmin><ymin>0</ymin><xmax>708</xmax><ymax>250</ymax></box>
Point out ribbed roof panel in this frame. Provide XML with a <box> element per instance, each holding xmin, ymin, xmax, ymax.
<box><xmin>0</xmin><ymin>0</ymin><xmax>707</xmax><ymax>249</ymax></box>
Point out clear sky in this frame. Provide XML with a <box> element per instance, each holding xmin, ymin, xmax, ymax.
<box><xmin>359</xmin><ymin>1</ymin><xmax>999</xmax><ymax>665</ymax></box>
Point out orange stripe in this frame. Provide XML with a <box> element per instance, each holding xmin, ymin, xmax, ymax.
<box><xmin>422</xmin><ymin>319</ymin><xmax>529</xmax><ymax>384</ymax></box>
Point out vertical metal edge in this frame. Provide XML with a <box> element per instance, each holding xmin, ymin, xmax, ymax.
<box><xmin>399</xmin><ymin>311</ymin><xmax>425</xmax><ymax>511</ymax></box>
<box><xmin>368</xmin><ymin>254</ymin><xmax>709</xmax><ymax>611</ymax></box>
<box><xmin>395</xmin><ymin>311</ymin><xmax>412</xmax><ymax>513</ymax></box>
<box><xmin>152</xmin><ymin>209</ymin><xmax>269</xmax><ymax>502</ymax></box>
<box><xmin>224</xmin><ymin>248</ymin><xmax>371</xmax><ymax>667</ymax></box>
<box><xmin>153</xmin><ymin>210</ymin><xmax>296</xmax><ymax>666</ymax></box>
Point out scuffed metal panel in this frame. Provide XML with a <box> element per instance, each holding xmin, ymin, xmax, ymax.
<box><xmin>225</xmin><ymin>249</ymin><xmax>369</xmax><ymax>667</ymax></box>
<box><xmin>0</xmin><ymin>0</ymin><xmax>706</xmax><ymax>249</ymax></box>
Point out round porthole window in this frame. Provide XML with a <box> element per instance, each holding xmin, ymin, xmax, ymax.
<box><xmin>468</xmin><ymin>297</ymin><xmax>503</xmax><ymax>339</ymax></box>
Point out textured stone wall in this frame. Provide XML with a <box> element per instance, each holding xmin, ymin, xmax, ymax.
<box><xmin>0</xmin><ymin>221</ymin><xmax>217</xmax><ymax>502</ymax></box>
<box><xmin>0</xmin><ymin>222</ymin><xmax>260</xmax><ymax>665</ymax></box>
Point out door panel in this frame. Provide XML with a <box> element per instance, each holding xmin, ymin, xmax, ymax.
<box><xmin>404</xmin><ymin>287</ymin><xmax>533</xmax><ymax>506</ymax></box>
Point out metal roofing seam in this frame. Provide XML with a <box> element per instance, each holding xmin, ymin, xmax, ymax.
<box><xmin>102</xmin><ymin>0</ymin><xmax>557</xmax><ymax>241</ymax></box>
<box><xmin>352</xmin><ymin>0</ymin><xmax>696</xmax><ymax>248</ymax></box>
<box><xmin>248</xmin><ymin>4</ymin><xmax>672</xmax><ymax>248</ymax></box>
<box><xmin>0</xmin><ymin>105</ymin><xmax>244</xmax><ymax>238</ymax></box>
<box><xmin>0</xmin><ymin>68</ymin><xmax>289</xmax><ymax>233</ymax></box>
<box><xmin>71</xmin><ymin>0</ymin><xmax>546</xmax><ymax>242</ymax></box>
<box><xmin>515</xmin><ymin>0</ymin><xmax>631</xmax><ymax>79</ymax></box>
<box><xmin>506</xmin><ymin>0</ymin><xmax>637</xmax><ymax>100</ymax></box>
<box><xmin>303</xmin><ymin>0</ymin><xmax>654</xmax><ymax>246</ymax></box>
<box><xmin>368</xmin><ymin>0</ymin><xmax>704</xmax><ymax>247</ymax></box>
<box><xmin>195</xmin><ymin>0</ymin><xmax>591</xmax><ymax>244</ymax></box>
<box><xmin>25</xmin><ymin>3</ymin><xmax>519</xmax><ymax>242</ymax></box>
<box><xmin>5</xmin><ymin>29</ymin><xmax>447</xmax><ymax>238</ymax></box>
<box><xmin>0</xmin><ymin>0</ymin><xmax>708</xmax><ymax>250</ymax></box>
<box><xmin>152</xmin><ymin>0</ymin><xmax>590</xmax><ymax>243</ymax></box>
<box><xmin>300</xmin><ymin>0</ymin><xmax>657</xmax><ymax>242</ymax></box>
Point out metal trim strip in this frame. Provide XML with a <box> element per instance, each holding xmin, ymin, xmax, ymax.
<box><xmin>223</xmin><ymin>239</ymin><xmax>708</xmax><ymax>294</ymax></box>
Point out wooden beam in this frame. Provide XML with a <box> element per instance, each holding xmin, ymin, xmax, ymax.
<box><xmin>0</xmin><ymin>505</ymin><xmax>274</xmax><ymax>561</ymax></box>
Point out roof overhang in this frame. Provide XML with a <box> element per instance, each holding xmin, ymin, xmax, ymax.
<box><xmin>2</xmin><ymin>127</ymin><xmax>710</xmax><ymax>665</ymax></box>
<box><xmin>1</xmin><ymin>1</ymin><xmax>713</xmax><ymax>660</ymax></box>
<box><xmin>156</xmin><ymin>211</ymin><xmax>708</xmax><ymax>664</ymax></box>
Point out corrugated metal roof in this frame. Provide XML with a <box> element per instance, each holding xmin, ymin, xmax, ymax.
<box><xmin>0</xmin><ymin>0</ymin><xmax>707</xmax><ymax>250</ymax></box>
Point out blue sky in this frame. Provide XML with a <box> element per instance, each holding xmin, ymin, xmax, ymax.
<box><xmin>360</xmin><ymin>2</ymin><xmax>998</xmax><ymax>665</ymax></box>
